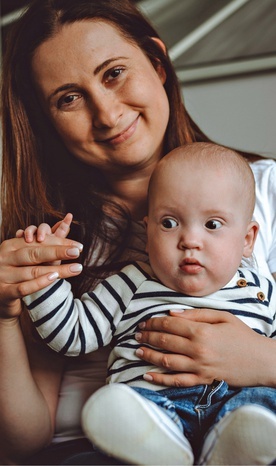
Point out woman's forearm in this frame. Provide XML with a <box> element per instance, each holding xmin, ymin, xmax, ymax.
<box><xmin>0</xmin><ymin>316</ymin><xmax>61</xmax><ymax>463</ymax></box>
<box><xmin>0</xmin><ymin>235</ymin><xmax>77</xmax><ymax>463</ymax></box>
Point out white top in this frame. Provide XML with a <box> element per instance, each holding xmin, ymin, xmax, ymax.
<box><xmin>52</xmin><ymin>157</ymin><xmax>276</xmax><ymax>442</ymax></box>
<box><xmin>250</xmin><ymin>158</ymin><xmax>276</xmax><ymax>277</ymax></box>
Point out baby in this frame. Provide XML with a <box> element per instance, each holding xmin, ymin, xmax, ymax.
<box><xmin>23</xmin><ymin>143</ymin><xmax>276</xmax><ymax>465</ymax></box>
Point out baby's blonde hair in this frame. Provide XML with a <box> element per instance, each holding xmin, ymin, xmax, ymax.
<box><xmin>149</xmin><ymin>142</ymin><xmax>256</xmax><ymax>221</ymax></box>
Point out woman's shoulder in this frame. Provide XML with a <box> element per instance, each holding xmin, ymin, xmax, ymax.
<box><xmin>250</xmin><ymin>157</ymin><xmax>276</xmax><ymax>200</ymax></box>
<box><xmin>250</xmin><ymin>157</ymin><xmax>276</xmax><ymax>179</ymax></box>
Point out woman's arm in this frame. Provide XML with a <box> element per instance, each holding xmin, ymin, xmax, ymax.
<box><xmin>136</xmin><ymin>308</ymin><xmax>276</xmax><ymax>388</ymax></box>
<box><xmin>0</xmin><ymin>314</ymin><xmax>64</xmax><ymax>464</ymax></box>
<box><xmin>0</xmin><ymin>234</ymin><xmax>82</xmax><ymax>463</ymax></box>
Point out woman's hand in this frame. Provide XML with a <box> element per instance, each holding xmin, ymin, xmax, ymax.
<box><xmin>136</xmin><ymin>308</ymin><xmax>276</xmax><ymax>388</ymax></box>
<box><xmin>0</xmin><ymin>232</ymin><xmax>83</xmax><ymax>319</ymax></box>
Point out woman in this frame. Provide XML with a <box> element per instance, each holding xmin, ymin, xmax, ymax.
<box><xmin>1</xmin><ymin>0</ymin><xmax>275</xmax><ymax>464</ymax></box>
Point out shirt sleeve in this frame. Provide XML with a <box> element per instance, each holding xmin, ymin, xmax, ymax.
<box><xmin>23</xmin><ymin>263</ymin><xmax>146</xmax><ymax>356</ymax></box>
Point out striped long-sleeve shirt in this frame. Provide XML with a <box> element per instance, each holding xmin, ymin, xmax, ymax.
<box><xmin>24</xmin><ymin>261</ymin><xmax>276</xmax><ymax>390</ymax></box>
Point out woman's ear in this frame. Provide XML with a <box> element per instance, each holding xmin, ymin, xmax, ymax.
<box><xmin>243</xmin><ymin>221</ymin><xmax>259</xmax><ymax>258</ymax></box>
<box><xmin>150</xmin><ymin>37</ymin><xmax>167</xmax><ymax>54</ymax></box>
<box><xmin>150</xmin><ymin>37</ymin><xmax>167</xmax><ymax>84</ymax></box>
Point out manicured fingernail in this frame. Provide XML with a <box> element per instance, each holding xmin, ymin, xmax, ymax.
<box><xmin>69</xmin><ymin>264</ymin><xmax>83</xmax><ymax>273</ymax></box>
<box><xmin>48</xmin><ymin>272</ymin><xmax>59</xmax><ymax>281</ymax></box>
<box><xmin>74</xmin><ymin>242</ymin><xmax>83</xmax><ymax>251</ymax></box>
<box><xmin>135</xmin><ymin>332</ymin><xmax>142</xmax><ymax>341</ymax></box>
<box><xmin>136</xmin><ymin>348</ymin><xmax>144</xmax><ymax>357</ymax></box>
<box><xmin>67</xmin><ymin>247</ymin><xmax>80</xmax><ymax>257</ymax></box>
<box><xmin>138</xmin><ymin>322</ymin><xmax>146</xmax><ymax>329</ymax></box>
<box><xmin>143</xmin><ymin>374</ymin><xmax>153</xmax><ymax>382</ymax></box>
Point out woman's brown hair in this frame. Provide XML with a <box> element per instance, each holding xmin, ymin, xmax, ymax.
<box><xmin>1</xmin><ymin>0</ymin><xmax>208</xmax><ymax>294</ymax></box>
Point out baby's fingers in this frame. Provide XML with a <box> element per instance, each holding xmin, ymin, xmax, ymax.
<box><xmin>16</xmin><ymin>225</ymin><xmax>38</xmax><ymax>243</ymax></box>
<box><xmin>52</xmin><ymin>213</ymin><xmax>73</xmax><ymax>239</ymax></box>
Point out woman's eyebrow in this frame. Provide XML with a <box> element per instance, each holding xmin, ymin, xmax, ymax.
<box><xmin>48</xmin><ymin>83</ymin><xmax>78</xmax><ymax>103</ymax></box>
<box><xmin>93</xmin><ymin>56</ymin><xmax>127</xmax><ymax>75</ymax></box>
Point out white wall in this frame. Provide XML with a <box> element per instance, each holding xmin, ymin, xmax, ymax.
<box><xmin>182</xmin><ymin>71</ymin><xmax>276</xmax><ymax>159</ymax></box>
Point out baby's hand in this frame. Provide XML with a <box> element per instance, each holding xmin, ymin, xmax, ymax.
<box><xmin>16</xmin><ymin>213</ymin><xmax>73</xmax><ymax>243</ymax></box>
<box><xmin>15</xmin><ymin>213</ymin><xmax>74</xmax><ymax>267</ymax></box>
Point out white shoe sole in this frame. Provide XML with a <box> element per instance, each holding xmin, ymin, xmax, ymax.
<box><xmin>82</xmin><ymin>384</ymin><xmax>194</xmax><ymax>465</ymax></box>
<box><xmin>199</xmin><ymin>405</ymin><xmax>276</xmax><ymax>465</ymax></box>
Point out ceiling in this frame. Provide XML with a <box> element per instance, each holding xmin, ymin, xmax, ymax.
<box><xmin>1</xmin><ymin>0</ymin><xmax>276</xmax><ymax>81</ymax></box>
<box><xmin>1</xmin><ymin>0</ymin><xmax>30</xmax><ymax>16</ymax></box>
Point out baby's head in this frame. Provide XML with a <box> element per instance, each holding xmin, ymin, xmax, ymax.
<box><xmin>145</xmin><ymin>142</ymin><xmax>259</xmax><ymax>296</ymax></box>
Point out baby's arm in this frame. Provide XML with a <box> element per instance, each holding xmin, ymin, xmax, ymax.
<box><xmin>23</xmin><ymin>271</ymin><xmax>124</xmax><ymax>356</ymax></box>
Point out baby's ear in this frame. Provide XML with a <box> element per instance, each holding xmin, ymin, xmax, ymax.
<box><xmin>243</xmin><ymin>221</ymin><xmax>259</xmax><ymax>258</ymax></box>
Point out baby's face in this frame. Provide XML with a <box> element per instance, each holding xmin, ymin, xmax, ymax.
<box><xmin>145</xmin><ymin>158</ymin><xmax>255</xmax><ymax>296</ymax></box>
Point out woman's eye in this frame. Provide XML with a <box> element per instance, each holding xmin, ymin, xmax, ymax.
<box><xmin>162</xmin><ymin>218</ymin><xmax>178</xmax><ymax>229</ymax></box>
<box><xmin>205</xmin><ymin>220</ymin><xmax>222</xmax><ymax>230</ymax></box>
<box><xmin>58</xmin><ymin>93</ymin><xmax>81</xmax><ymax>108</ymax></box>
<box><xmin>105</xmin><ymin>67</ymin><xmax>124</xmax><ymax>82</ymax></box>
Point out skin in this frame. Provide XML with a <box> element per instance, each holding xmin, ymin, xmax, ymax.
<box><xmin>1</xmin><ymin>18</ymin><xmax>276</xmax><ymax>463</ymax></box>
<box><xmin>144</xmin><ymin>151</ymin><xmax>258</xmax><ymax>296</ymax></box>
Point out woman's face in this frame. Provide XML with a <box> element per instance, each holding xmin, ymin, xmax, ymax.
<box><xmin>31</xmin><ymin>20</ymin><xmax>170</xmax><ymax>178</ymax></box>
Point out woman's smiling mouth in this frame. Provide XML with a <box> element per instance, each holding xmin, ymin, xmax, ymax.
<box><xmin>100</xmin><ymin>116</ymin><xmax>140</xmax><ymax>145</ymax></box>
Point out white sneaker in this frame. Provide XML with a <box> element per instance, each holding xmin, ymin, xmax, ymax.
<box><xmin>82</xmin><ymin>383</ymin><xmax>194</xmax><ymax>465</ymax></box>
<box><xmin>199</xmin><ymin>405</ymin><xmax>276</xmax><ymax>465</ymax></box>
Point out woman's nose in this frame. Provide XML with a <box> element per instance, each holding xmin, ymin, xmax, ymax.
<box><xmin>91</xmin><ymin>93</ymin><xmax>123</xmax><ymax>129</ymax></box>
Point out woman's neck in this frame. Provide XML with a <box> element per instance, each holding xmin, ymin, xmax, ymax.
<box><xmin>104</xmin><ymin>169</ymin><xmax>152</xmax><ymax>221</ymax></box>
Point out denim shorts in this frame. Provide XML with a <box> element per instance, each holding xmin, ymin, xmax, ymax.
<box><xmin>133</xmin><ymin>382</ymin><xmax>276</xmax><ymax>455</ymax></box>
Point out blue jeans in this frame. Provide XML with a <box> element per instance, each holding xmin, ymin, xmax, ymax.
<box><xmin>133</xmin><ymin>382</ymin><xmax>276</xmax><ymax>460</ymax></box>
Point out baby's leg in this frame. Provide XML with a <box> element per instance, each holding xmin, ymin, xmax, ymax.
<box><xmin>199</xmin><ymin>386</ymin><xmax>276</xmax><ymax>465</ymax></box>
<box><xmin>82</xmin><ymin>384</ymin><xmax>194</xmax><ymax>465</ymax></box>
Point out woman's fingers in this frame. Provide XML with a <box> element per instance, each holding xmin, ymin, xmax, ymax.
<box><xmin>138</xmin><ymin>314</ymin><xmax>195</xmax><ymax>338</ymax></box>
<box><xmin>136</xmin><ymin>310</ymin><xmax>262</xmax><ymax>388</ymax></box>
<box><xmin>170</xmin><ymin>308</ymin><xmax>230</xmax><ymax>324</ymax></box>
<box><xmin>12</xmin><ymin>265</ymin><xmax>82</xmax><ymax>299</ymax></box>
<box><xmin>1</xmin><ymin>261</ymin><xmax>82</xmax><ymax>286</ymax></box>
<box><xmin>1</xmin><ymin>236</ymin><xmax>83</xmax><ymax>267</ymax></box>
<box><xmin>143</xmin><ymin>371</ymin><xmax>205</xmax><ymax>388</ymax></box>
<box><xmin>136</xmin><ymin>328</ymin><xmax>193</xmax><ymax>355</ymax></box>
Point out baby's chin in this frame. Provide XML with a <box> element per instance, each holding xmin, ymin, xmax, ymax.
<box><xmin>163</xmin><ymin>277</ymin><xmax>218</xmax><ymax>297</ymax></box>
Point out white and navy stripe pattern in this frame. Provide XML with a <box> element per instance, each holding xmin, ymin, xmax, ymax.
<box><xmin>24</xmin><ymin>262</ymin><xmax>276</xmax><ymax>390</ymax></box>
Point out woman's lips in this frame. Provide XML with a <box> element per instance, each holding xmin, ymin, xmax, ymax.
<box><xmin>102</xmin><ymin>116</ymin><xmax>139</xmax><ymax>145</ymax></box>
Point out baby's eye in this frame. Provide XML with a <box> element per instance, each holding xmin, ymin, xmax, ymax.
<box><xmin>161</xmin><ymin>218</ymin><xmax>178</xmax><ymax>229</ymax></box>
<box><xmin>205</xmin><ymin>220</ymin><xmax>222</xmax><ymax>230</ymax></box>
